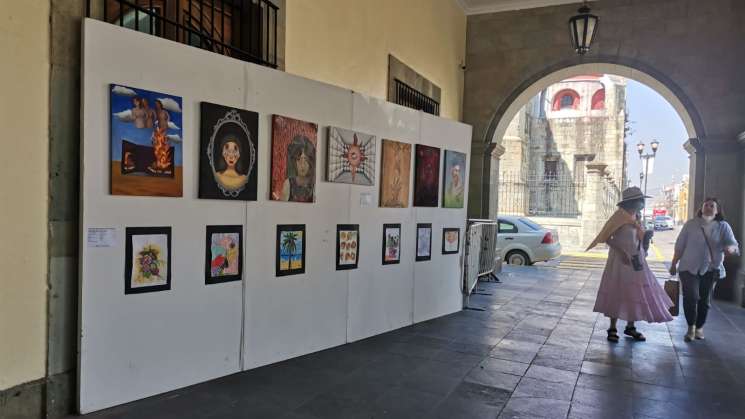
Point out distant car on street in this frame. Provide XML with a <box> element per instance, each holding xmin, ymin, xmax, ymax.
<box><xmin>654</xmin><ymin>215</ymin><xmax>675</xmax><ymax>231</ymax></box>
<box><xmin>497</xmin><ymin>216</ymin><xmax>561</xmax><ymax>265</ymax></box>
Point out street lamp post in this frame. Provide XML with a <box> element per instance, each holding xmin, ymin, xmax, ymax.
<box><xmin>637</xmin><ymin>140</ymin><xmax>660</xmax><ymax>222</ymax></box>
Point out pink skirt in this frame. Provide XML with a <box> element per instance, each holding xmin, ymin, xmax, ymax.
<box><xmin>593</xmin><ymin>256</ymin><xmax>674</xmax><ymax>323</ymax></box>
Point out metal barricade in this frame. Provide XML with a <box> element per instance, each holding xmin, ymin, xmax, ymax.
<box><xmin>463</xmin><ymin>219</ymin><xmax>500</xmax><ymax>299</ymax></box>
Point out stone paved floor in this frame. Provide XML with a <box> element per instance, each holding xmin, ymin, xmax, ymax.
<box><xmin>76</xmin><ymin>265</ymin><xmax>745</xmax><ymax>419</ymax></box>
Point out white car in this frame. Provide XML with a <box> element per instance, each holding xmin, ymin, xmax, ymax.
<box><xmin>497</xmin><ymin>216</ymin><xmax>562</xmax><ymax>265</ymax></box>
<box><xmin>654</xmin><ymin>215</ymin><xmax>674</xmax><ymax>230</ymax></box>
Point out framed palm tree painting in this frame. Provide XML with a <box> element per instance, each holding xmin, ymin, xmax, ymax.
<box><xmin>276</xmin><ymin>224</ymin><xmax>306</xmax><ymax>276</ymax></box>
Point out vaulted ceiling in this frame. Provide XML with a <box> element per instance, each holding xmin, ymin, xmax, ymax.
<box><xmin>456</xmin><ymin>0</ymin><xmax>590</xmax><ymax>15</ymax></box>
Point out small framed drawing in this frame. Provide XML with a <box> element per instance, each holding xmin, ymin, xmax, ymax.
<box><xmin>125</xmin><ymin>227</ymin><xmax>171</xmax><ymax>294</ymax></box>
<box><xmin>416</xmin><ymin>223</ymin><xmax>432</xmax><ymax>261</ymax></box>
<box><xmin>276</xmin><ymin>224</ymin><xmax>306</xmax><ymax>276</ymax></box>
<box><xmin>382</xmin><ymin>223</ymin><xmax>402</xmax><ymax>265</ymax></box>
<box><xmin>442</xmin><ymin>228</ymin><xmax>460</xmax><ymax>255</ymax></box>
<box><xmin>205</xmin><ymin>225</ymin><xmax>243</xmax><ymax>284</ymax></box>
<box><xmin>336</xmin><ymin>224</ymin><xmax>360</xmax><ymax>270</ymax></box>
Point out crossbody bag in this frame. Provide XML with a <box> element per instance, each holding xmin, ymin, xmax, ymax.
<box><xmin>700</xmin><ymin>223</ymin><xmax>719</xmax><ymax>280</ymax></box>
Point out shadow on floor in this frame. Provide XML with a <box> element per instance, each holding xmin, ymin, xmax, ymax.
<box><xmin>72</xmin><ymin>266</ymin><xmax>745</xmax><ymax>419</ymax></box>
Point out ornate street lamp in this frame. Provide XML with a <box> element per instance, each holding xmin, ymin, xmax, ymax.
<box><xmin>569</xmin><ymin>2</ymin><xmax>599</xmax><ymax>55</ymax></box>
<box><xmin>637</xmin><ymin>140</ymin><xmax>661</xmax><ymax>222</ymax></box>
<box><xmin>650</xmin><ymin>139</ymin><xmax>660</xmax><ymax>153</ymax></box>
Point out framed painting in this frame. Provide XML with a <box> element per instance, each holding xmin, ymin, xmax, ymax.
<box><xmin>379</xmin><ymin>139</ymin><xmax>412</xmax><ymax>208</ymax></box>
<box><xmin>276</xmin><ymin>224</ymin><xmax>306</xmax><ymax>276</ymax></box>
<box><xmin>413</xmin><ymin>144</ymin><xmax>441</xmax><ymax>207</ymax></box>
<box><xmin>382</xmin><ymin>223</ymin><xmax>402</xmax><ymax>265</ymax></box>
<box><xmin>110</xmin><ymin>84</ymin><xmax>183</xmax><ymax>197</ymax></box>
<box><xmin>124</xmin><ymin>227</ymin><xmax>171</xmax><ymax>294</ymax></box>
<box><xmin>199</xmin><ymin>102</ymin><xmax>258</xmax><ymax>200</ymax></box>
<box><xmin>205</xmin><ymin>225</ymin><xmax>243</xmax><ymax>285</ymax></box>
<box><xmin>442</xmin><ymin>150</ymin><xmax>466</xmax><ymax>208</ymax></box>
<box><xmin>271</xmin><ymin>115</ymin><xmax>318</xmax><ymax>202</ymax></box>
<box><xmin>336</xmin><ymin>224</ymin><xmax>360</xmax><ymax>270</ymax></box>
<box><xmin>416</xmin><ymin>223</ymin><xmax>432</xmax><ymax>262</ymax></box>
<box><xmin>442</xmin><ymin>228</ymin><xmax>461</xmax><ymax>255</ymax></box>
<box><xmin>327</xmin><ymin>127</ymin><xmax>376</xmax><ymax>186</ymax></box>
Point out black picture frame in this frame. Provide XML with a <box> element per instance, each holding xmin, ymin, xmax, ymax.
<box><xmin>204</xmin><ymin>225</ymin><xmax>243</xmax><ymax>285</ymax></box>
<box><xmin>276</xmin><ymin>224</ymin><xmax>306</xmax><ymax>276</ymax></box>
<box><xmin>382</xmin><ymin>223</ymin><xmax>402</xmax><ymax>265</ymax></box>
<box><xmin>416</xmin><ymin>223</ymin><xmax>432</xmax><ymax>261</ymax></box>
<box><xmin>442</xmin><ymin>228</ymin><xmax>460</xmax><ymax>255</ymax></box>
<box><xmin>336</xmin><ymin>224</ymin><xmax>360</xmax><ymax>270</ymax></box>
<box><xmin>124</xmin><ymin>226</ymin><xmax>172</xmax><ymax>294</ymax></box>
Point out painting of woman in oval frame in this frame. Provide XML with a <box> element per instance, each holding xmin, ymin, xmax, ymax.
<box><xmin>199</xmin><ymin>102</ymin><xmax>258</xmax><ymax>200</ymax></box>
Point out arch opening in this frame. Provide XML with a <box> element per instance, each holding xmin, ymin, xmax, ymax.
<box><xmin>488</xmin><ymin>64</ymin><xmax>696</xmax><ymax>253</ymax></box>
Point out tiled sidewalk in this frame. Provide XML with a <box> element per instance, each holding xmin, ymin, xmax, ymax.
<box><xmin>75</xmin><ymin>266</ymin><xmax>745</xmax><ymax>419</ymax></box>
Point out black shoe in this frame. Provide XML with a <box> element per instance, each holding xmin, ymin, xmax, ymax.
<box><xmin>624</xmin><ymin>326</ymin><xmax>646</xmax><ymax>341</ymax></box>
<box><xmin>607</xmin><ymin>328</ymin><xmax>619</xmax><ymax>343</ymax></box>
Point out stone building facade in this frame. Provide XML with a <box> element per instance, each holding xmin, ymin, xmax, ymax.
<box><xmin>497</xmin><ymin>75</ymin><xmax>627</xmax><ymax>249</ymax></box>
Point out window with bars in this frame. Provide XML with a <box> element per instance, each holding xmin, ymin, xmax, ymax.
<box><xmin>393</xmin><ymin>79</ymin><xmax>440</xmax><ymax>116</ymax></box>
<box><xmin>87</xmin><ymin>0</ymin><xmax>279</xmax><ymax>68</ymax></box>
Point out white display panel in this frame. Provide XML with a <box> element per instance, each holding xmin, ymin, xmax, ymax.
<box><xmin>80</xmin><ymin>19</ymin><xmax>472</xmax><ymax>413</ymax></box>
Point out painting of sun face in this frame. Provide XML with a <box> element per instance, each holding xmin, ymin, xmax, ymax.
<box><xmin>382</xmin><ymin>224</ymin><xmax>402</xmax><ymax>265</ymax></box>
<box><xmin>124</xmin><ymin>227</ymin><xmax>171</xmax><ymax>294</ymax></box>
<box><xmin>276</xmin><ymin>225</ymin><xmax>306</xmax><ymax>276</ymax></box>
<box><xmin>414</xmin><ymin>144</ymin><xmax>441</xmax><ymax>207</ymax></box>
<box><xmin>416</xmin><ymin>223</ymin><xmax>432</xmax><ymax>261</ymax></box>
<box><xmin>110</xmin><ymin>84</ymin><xmax>183</xmax><ymax>197</ymax></box>
<box><xmin>205</xmin><ymin>226</ymin><xmax>243</xmax><ymax>284</ymax></box>
<box><xmin>271</xmin><ymin>115</ymin><xmax>318</xmax><ymax>203</ymax></box>
<box><xmin>327</xmin><ymin>127</ymin><xmax>376</xmax><ymax>186</ymax></box>
<box><xmin>442</xmin><ymin>228</ymin><xmax>460</xmax><ymax>255</ymax></box>
<box><xmin>199</xmin><ymin>103</ymin><xmax>258</xmax><ymax>200</ymax></box>
<box><xmin>443</xmin><ymin>150</ymin><xmax>466</xmax><ymax>208</ymax></box>
<box><xmin>336</xmin><ymin>224</ymin><xmax>360</xmax><ymax>270</ymax></box>
<box><xmin>379</xmin><ymin>140</ymin><xmax>411</xmax><ymax>208</ymax></box>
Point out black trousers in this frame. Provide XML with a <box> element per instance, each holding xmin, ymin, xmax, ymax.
<box><xmin>680</xmin><ymin>271</ymin><xmax>717</xmax><ymax>328</ymax></box>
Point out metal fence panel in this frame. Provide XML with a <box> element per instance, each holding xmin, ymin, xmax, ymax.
<box><xmin>463</xmin><ymin>220</ymin><xmax>499</xmax><ymax>297</ymax></box>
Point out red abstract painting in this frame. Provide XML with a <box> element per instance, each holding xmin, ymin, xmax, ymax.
<box><xmin>413</xmin><ymin>144</ymin><xmax>441</xmax><ymax>207</ymax></box>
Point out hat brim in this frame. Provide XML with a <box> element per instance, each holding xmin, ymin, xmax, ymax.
<box><xmin>617</xmin><ymin>194</ymin><xmax>652</xmax><ymax>205</ymax></box>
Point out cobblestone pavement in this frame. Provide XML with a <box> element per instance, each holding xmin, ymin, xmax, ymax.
<box><xmin>76</xmin><ymin>265</ymin><xmax>745</xmax><ymax>419</ymax></box>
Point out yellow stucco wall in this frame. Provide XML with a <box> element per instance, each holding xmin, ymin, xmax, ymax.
<box><xmin>284</xmin><ymin>0</ymin><xmax>466</xmax><ymax>121</ymax></box>
<box><xmin>0</xmin><ymin>1</ymin><xmax>50</xmax><ymax>390</ymax></box>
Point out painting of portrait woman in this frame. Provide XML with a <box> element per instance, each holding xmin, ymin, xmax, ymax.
<box><xmin>271</xmin><ymin>115</ymin><xmax>318</xmax><ymax>203</ymax></box>
<box><xmin>199</xmin><ymin>102</ymin><xmax>258</xmax><ymax>200</ymax></box>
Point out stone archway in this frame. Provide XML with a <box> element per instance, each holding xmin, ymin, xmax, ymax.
<box><xmin>466</xmin><ymin>57</ymin><xmax>711</xmax><ymax>224</ymax></box>
<box><xmin>479</xmin><ymin>61</ymin><xmax>702</xmax><ymax>249</ymax></box>
<box><xmin>487</xmin><ymin>62</ymin><xmax>700</xmax><ymax>148</ymax></box>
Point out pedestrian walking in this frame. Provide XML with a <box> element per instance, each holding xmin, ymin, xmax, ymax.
<box><xmin>669</xmin><ymin>197</ymin><xmax>740</xmax><ymax>341</ymax></box>
<box><xmin>587</xmin><ymin>187</ymin><xmax>674</xmax><ymax>342</ymax></box>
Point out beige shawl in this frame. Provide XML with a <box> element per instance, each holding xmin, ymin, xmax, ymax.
<box><xmin>586</xmin><ymin>208</ymin><xmax>638</xmax><ymax>251</ymax></box>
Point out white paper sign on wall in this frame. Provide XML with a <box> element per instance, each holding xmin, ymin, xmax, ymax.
<box><xmin>87</xmin><ymin>227</ymin><xmax>118</xmax><ymax>248</ymax></box>
<box><xmin>360</xmin><ymin>192</ymin><xmax>374</xmax><ymax>207</ymax></box>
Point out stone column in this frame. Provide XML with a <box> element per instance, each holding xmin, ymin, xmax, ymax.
<box><xmin>683</xmin><ymin>138</ymin><xmax>704</xmax><ymax>219</ymax></box>
<box><xmin>701</xmin><ymin>136</ymin><xmax>744</xmax><ymax>302</ymax></box>
<box><xmin>738</xmin><ymin>132</ymin><xmax>745</xmax><ymax>306</ymax></box>
<box><xmin>467</xmin><ymin>140</ymin><xmax>495</xmax><ymax>219</ymax></box>
<box><xmin>581</xmin><ymin>163</ymin><xmax>608</xmax><ymax>249</ymax></box>
<box><xmin>487</xmin><ymin>144</ymin><xmax>506</xmax><ymax>220</ymax></box>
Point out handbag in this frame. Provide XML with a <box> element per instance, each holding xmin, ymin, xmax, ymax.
<box><xmin>664</xmin><ymin>278</ymin><xmax>679</xmax><ymax>316</ymax></box>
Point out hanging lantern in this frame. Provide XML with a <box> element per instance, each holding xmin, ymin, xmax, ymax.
<box><xmin>569</xmin><ymin>3</ymin><xmax>599</xmax><ymax>55</ymax></box>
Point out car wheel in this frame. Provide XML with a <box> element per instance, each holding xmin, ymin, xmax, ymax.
<box><xmin>506</xmin><ymin>250</ymin><xmax>530</xmax><ymax>266</ymax></box>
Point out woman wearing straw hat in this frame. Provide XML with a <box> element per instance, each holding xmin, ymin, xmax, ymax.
<box><xmin>587</xmin><ymin>187</ymin><xmax>674</xmax><ymax>342</ymax></box>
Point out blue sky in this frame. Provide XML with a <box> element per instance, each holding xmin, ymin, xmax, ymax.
<box><xmin>624</xmin><ymin>79</ymin><xmax>689</xmax><ymax>198</ymax></box>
